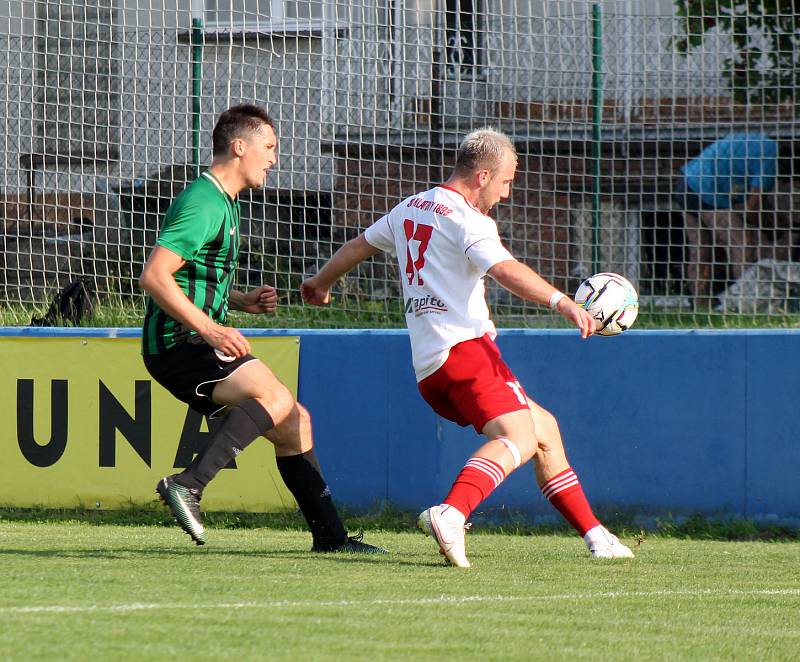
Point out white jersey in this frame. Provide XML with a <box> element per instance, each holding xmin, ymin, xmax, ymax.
<box><xmin>364</xmin><ymin>185</ymin><xmax>514</xmax><ymax>381</ymax></box>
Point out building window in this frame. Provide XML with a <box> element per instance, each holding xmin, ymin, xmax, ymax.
<box><xmin>205</xmin><ymin>0</ymin><xmax>323</xmax><ymax>29</ymax></box>
<box><xmin>445</xmin><ymin>0</ymin><xmax>484</xmax><ymax>78</ymax></box>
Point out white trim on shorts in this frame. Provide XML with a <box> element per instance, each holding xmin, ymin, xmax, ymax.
<box><xmin>195</xmin><ymin>357</ymin><xmax>258</xmax><ymax>419</ymax></box>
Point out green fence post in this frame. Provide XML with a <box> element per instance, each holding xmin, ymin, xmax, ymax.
<box><xmin>191</xmin><ymin>2</ymin><xmax>203</xmax><ymax>177</ymax></box>
<box><xmin>591</xmin><ymin>2</ymin><xmax>603</xmax><ymax>274</ymax></box>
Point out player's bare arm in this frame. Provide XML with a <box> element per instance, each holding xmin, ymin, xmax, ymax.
<box><xmin>301</xmin><ymin>234</ymin><xmax>381</xmax><ymax>305</ymax></box>
<box><xmin>139</xmin><ymin>245</ymin><xmax>251</xmax><ymax>356</ymax></box>
<box><xmin>488</xmin><ymin>259</ymin><xmax>595</xmax><ymax>338</ymax></box>
<box><xmin>229</xmin><ymin>285</ymin><xmax>278</xmax><ymax>314</ymax></box>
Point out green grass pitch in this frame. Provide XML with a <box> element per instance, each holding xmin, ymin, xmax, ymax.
<box><xmin>1</xmin><ymin>522</ymin><xmax>798</xmax><ymax>661</ymax></box>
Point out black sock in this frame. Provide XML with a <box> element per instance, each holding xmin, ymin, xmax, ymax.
<box><xmin>176</xmin><ymin>399</ymin><xmax>274</xmax><ymax>491</ymax></box>
<box><xmin>276</xmin><ymin>450</ymin><xmax>347</xmax><ymax>550</ymax></box>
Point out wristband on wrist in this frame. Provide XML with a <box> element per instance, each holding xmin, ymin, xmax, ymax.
<box><xmin>548</xmin><ymin>291</ymin><xmax>566</xmax><ymax>310</ymax></box>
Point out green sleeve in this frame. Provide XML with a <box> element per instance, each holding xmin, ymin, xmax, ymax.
<box><xmin>156</xmin><ymin>193</ymin><xmax>216</xmax><ymax>260</ymax></box>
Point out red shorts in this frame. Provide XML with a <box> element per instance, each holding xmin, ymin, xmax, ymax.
<box><xmin>418</xmin><ymin>334</ymin><xmax>530</xmax><ymax>433</ymax></box>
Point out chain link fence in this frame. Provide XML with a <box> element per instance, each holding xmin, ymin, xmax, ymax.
<box><xmin>1</xmin><ymin>1</ymin><xmax>798</xmax><ymax>326</ymax></box>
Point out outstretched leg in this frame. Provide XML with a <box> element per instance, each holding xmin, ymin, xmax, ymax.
<box><xmin>265</xmin><ymin>402</ymin><xmax>385</xmax><ymax>553</ymax></box>
<box><xmin>156</xmin><ymin>398</ymin><xmax>275</xmax><ymax>545</ymax></box>
<box><xmin>419</xmin><ymin>408</ymin><xmax>538</xmax><ymax>568</ymax></box>
<box><xmin>527</xmin><ymin>398</ymin><xmax>633</xmax><ymax>559</ymax></box>
<box><xmin>157</xmin><ymin>359</ymin><xmax>292</xmax><ymax>545</ymax></box>
<box><xmin>158</xmin><ymin>359</ymin><xmax>384</xmax><ymax>553</ymax></box>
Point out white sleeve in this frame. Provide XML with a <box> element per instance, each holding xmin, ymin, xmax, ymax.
<box><xmin>363</xmin><ymin>215</ymin><xmax>397</xmax><ymax>256</ymax></box>
<box><xmin>461</xmin><ymin>218</ymin><xmax>514</xmax><ymax>273</ymax></box>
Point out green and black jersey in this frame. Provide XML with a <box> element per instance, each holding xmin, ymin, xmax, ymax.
<box><xmin>142</xmin><ymin>171</ymin><xmax>240</xmax><ymax>356</ymax></box>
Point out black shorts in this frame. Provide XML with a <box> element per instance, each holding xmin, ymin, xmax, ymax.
<box><xmin>143</xmin><ymin>338</ymin><xmax>256</xmax><ymax>417</ymax></box>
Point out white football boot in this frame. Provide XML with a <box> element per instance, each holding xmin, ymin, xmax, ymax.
<box><xmin>418</xmin><ymin>504</ymin><xmax>471</xmax><ymax>568</ymax></box>
<box><xmin>584</xmin><ymin>524</ymin><xmax>635</xmax><ymax>559</ymax></box>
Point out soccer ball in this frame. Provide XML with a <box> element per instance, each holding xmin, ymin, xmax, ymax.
<box><xmin>574</xmin><ymin>272</ymin><xmax>639</xmax><ymax>336</ymax></box>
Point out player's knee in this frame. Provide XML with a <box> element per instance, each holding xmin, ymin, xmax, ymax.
<box><xmin>255</xmin><ymin>389</ymin><xmax>295</xmax><ymax>427</ymax></box>
<box><xmin>530</xmin><ymin>402</ymin><xmax>560</xmax><ymax>433</ymax></box>
<box><xmin>269</xmin><ymin>403</ymin><xmax>314</xmax><ymax>454</ymax></box>
<box><xmin>496</xmin><ymin>435</ymin><xmax>534</xmax><ymax>467</ymax></box>
<box><xmin>292</xmin><ymin>402</ymin><xmax>312</xmax><ymax>432</ymax></box>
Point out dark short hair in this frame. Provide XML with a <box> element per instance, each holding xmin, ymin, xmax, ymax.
<box><xmin>212</xmin><ymin>104</ymin><xmax>275</xmax><ymax>156</ymax></box>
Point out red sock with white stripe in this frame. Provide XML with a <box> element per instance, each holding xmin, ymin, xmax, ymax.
<box><xmin>443</xmin><ymin>456</ymin><xmax>506</xmax><ymax>519</ymax></box>
<box><xmin>541</xmin><ymin>467</ymin><xmax>600</xmax><ymax>536</ymax></box>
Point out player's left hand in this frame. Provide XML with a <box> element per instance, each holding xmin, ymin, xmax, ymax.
<box><xmin>239</xmin><ymin>285</ymin><xmax>278</xmax><ymax>314</ymax></box>
<box><xmin>300</xmin><ymin>277</ymin><xmax>331</xmax><ymax>306</ymax></box>
<box><xmin>556</xmin><ymin>297</ymin><xmax>596</xmax><ymax>339</ymax></box>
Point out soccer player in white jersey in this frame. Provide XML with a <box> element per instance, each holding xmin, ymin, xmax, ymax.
<box><xmin>301</xmin><ymin>128</ymin><xmax>633</xmax><ymax>567</ymax></box>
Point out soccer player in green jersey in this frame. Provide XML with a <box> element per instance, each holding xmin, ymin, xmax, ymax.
<box><xmin>140</xmin><ymin>104</ymin><xmax>384</xmax><ymax>553</ymax></box>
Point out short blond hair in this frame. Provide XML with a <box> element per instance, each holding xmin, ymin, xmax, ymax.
<box><xmin>454</xmin><ymin>127</ymin><xmax>517</xmax><ymax>176</ymax></box>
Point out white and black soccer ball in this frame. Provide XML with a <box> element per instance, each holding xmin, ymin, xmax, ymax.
<box><xmin>574</xmin><ymin>272</ymin><xmax>639</xmax><ymax>336</ymax></box>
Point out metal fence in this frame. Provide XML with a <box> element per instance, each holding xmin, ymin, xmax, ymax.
<box><xmin>1</xmin><ymin>0</ymin><xmax>798</xmax><ymax>325</ymax></box>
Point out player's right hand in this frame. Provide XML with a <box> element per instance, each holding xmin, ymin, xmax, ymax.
<box><xmin>556</xmin><ymin>298</ymin><xmax>596</xmax><ymax>339</ymax></box>
<box><xmin>300</xmin><ymin>277</ymin><xmax>331</xmax><ymax>306</ymax></box>
<box><xmin>201</xmin><ymin>324</ymin><xmax>251</xmax><ymax>358</ymax></box>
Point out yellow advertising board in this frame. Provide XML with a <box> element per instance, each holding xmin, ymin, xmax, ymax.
<box><xmin>0</xmin><ymin>335</ymin><xmax>299</xmax><ymax>511</ymax></box>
